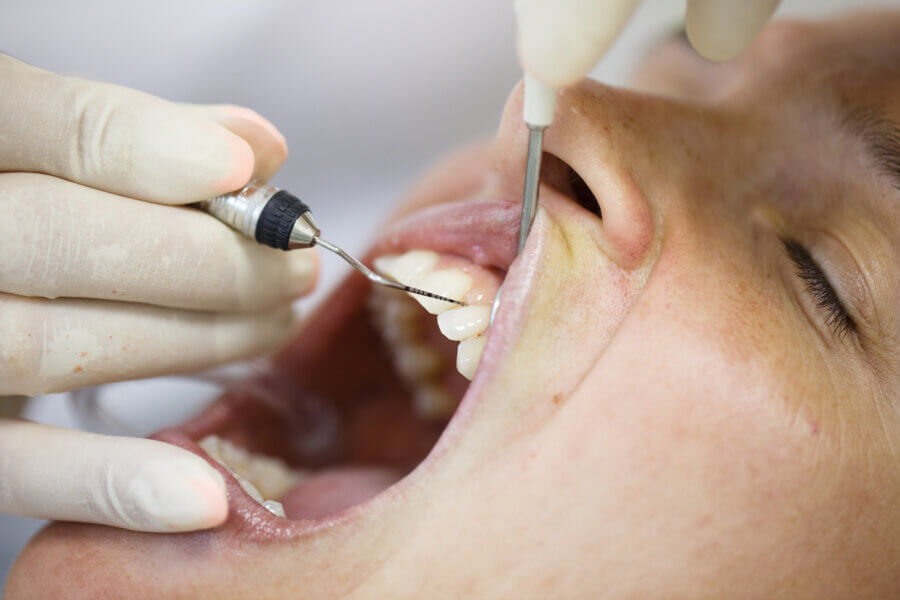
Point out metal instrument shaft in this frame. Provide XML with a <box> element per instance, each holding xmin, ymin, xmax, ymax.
<box><xmin>490</xmin><ymin>123</ymin><xmax>546</xmax><ymax>326</ymax></box>
<box><xmin>314</xmin><ymin>238</ymin><xmax>464</xmax><ymax>306</ymax></box>
<box><xmin>199</xmin><ymin>181</ymin><xmax>464</xmax><ymax>307</ymax></box>
<box><xmin>518</xmin><ymin>124</ymin><xmax>546</xmax><ymax>254</ymax></box>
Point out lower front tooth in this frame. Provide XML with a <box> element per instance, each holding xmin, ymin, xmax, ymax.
<box><xmin>263</xmin><ymin>500</ymin><xmax>286</xmax><ymax>518</ymax></box>
<box><xmin>245</xmin><ymin>456</ymin><xmax>304</xmax><ymax>501</ymax></box>
<box><xmin>456</xmin><ymin>335</ymin><xmax>487</xmax><ymax>381</ymax></box>
<box><xmin>198</xmin><ymin>435</ymin><xmax>224</xmax><ymax>464</ymax></box>
<box><xmin>234</xmin><ymin>472</ymin><xmax>265</xmax><ymax>504</ymax></box>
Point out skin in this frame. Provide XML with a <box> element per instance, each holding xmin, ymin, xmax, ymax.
<box><xmin>7</xmin><ymin>11</ymin><xmax>900</xmax><ymax>599</ymax></box>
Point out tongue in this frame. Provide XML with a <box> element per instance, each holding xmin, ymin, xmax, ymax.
<box><xmin>282</xmin><ymin>467</ymin><xmax>401</xmax><ymax>520</ymax></box>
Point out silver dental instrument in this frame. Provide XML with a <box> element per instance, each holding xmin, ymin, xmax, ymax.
<box><xmin>489</xmin><ymin>122</ymin><xmax>547</xmax><ymax>326</ymax></box>
<box><xmin>518</xmin><ymin>124</ymin><xmax>546</xmax><ymax>254</ymax></box>
<box><xmin>198</xmin><ymin>181</ymin><xmax>465</xmax><ymax>307</ymax></box>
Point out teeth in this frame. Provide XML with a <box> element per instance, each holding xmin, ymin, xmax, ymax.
<box><xmin>374</xmin><ymin>250</ymin><xmax>438</xmax><ymax>283</ymax></box>
<box><xmin>198</xmin><ymin>434</ymin><xmax>304</xmax><ymax>500</ymax></box>
<box><xmin>197</xmin><ymin>433</ymin><xmax>225</xmax><ymax>463</ymax></box>
<box><xmin>245</xmin><ymin>455</ymin><xmax>305</xmax><ymax>500</ymax></box>
<box><xmin>263</xmin><ymin>500</ymin><xmax>286</xmax><ymax>518</ymax></box>
<box><xmin>198</xmin><ymin>435</ymin><xmax>306</xmax><ymax>513</ymax></box>
<box><xmin>394</xmin><ymin>343</ymin><xmax>444</xmax><ymax>380</ymax></box>
<box><xmin>234</xmin><ymin>472</ymin><xmax>265</xmax><ymax>504</ymax></box>
<box><xmin>376</xmin><ymin>296</ymin><xmax>422</xmax><ymax>347</ymax></box>
<box><xmin>372</xmin><ymin>248</ymin><xmax>495</xmax><ymax>400</ymax></box>
<box><xmin>456</xmin><ymin>335</ymin><xmax>487</xmax><ymax>381</ymax></box>
<box><xmin>413</xmin><ymin>383</ymin><xmax>458</xmax><ymax>422</ymax></box>
<box><xmin>437</xmin><ymin>305</ymin><xmax>490</xmax><ymax>341</ymax></box>
<box><xmin>410</xmin><ymin>269</ymin><xmax>472</xmax><ymax>314</ymax></box>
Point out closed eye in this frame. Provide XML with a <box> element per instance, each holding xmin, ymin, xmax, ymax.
<box><xmin>781</xmin><ymin>238</ymin><xmax>855</xmax><ymax>339</ymax></box>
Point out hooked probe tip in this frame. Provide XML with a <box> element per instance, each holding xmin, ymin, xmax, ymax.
<box><xmin>314</xmin><ymin>236</ymin><xmax>466</xmax><ymax>307</ymax></box>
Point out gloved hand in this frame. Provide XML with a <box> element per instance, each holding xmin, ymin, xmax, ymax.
<box><xmin>684</xmin><ymin>0</ymin><xmax>781</xmax><ymax>61</ymax></box>
<box><xmin>0</xmin><ymin>53</ymin><xmax>318</xmax><ymax>531</ymax></box>
<box><xmin>516</xmin><ymin>0</ymin><xmax>780</xmax><ymax>89</ymax></box>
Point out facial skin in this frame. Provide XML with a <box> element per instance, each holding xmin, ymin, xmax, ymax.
<box><xmin>8</xmin><ymin>11</ymin><xmax>900</xmax><ymax>599</ymax></box>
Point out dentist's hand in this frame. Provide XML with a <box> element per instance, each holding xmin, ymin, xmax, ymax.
<box><xmin>0</xmin><ymin>53</ymin><xmax>317</xmax><ymax>395</ymax></box>
<box><xmin>0</xmin><ymin>406</ymin><xmax>229</xmax><ymax>532</ymax></box>
<box><xmin>516</xmin><ymin>0</ymin><xmax>780</xmax><ymax>89</ymax></box>
<box><xmin>0</xmin><ymin>53</ymin><xmax>317</xmax><ymax>531</ymax></box>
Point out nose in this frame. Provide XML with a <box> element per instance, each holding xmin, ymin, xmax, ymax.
<box><xmin>493</xmin><ymin>79</ymin><xmax>699</xmax><ymax>269</ymax></box>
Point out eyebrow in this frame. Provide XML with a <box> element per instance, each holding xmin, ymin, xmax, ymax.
<box><xmin>842</xmin><ymin>106</ymin><xmax>900</xmax><ymax>191</ymax></box>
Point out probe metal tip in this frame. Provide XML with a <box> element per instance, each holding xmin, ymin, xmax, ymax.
<box><xmin>315</xmin><ymin>237</ymin><xmax>466</xmax><ymax>307</ymax></box>
<box><xmin>397</xmin><ymin>284</ymin><xmax>467</xmax><ymax>307</ymax></box>
<box><xmin>518</xmin><ymin>124</ymin><xmax>546</xmax><ymax>254</ymax></box>
<box><xmin>490</xmin><ymin>123</ymin><xmax>546</xmax><ymax>327</ymax></box>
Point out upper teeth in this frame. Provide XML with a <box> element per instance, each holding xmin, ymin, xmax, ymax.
<box><xmin>437</xmin><ymin>305</ymin><xmax>490</xmax><ymax>341</ymax></box>
<box><xmin>409</xmin><ymin>270</ymin><xmax>473</xmax><ymax>314</ymax></box>
<box><xmin>373</xmin><ymin>250</ymin><xmax>491</xmax><ymax>384</ymax></box>
<box><xmin>374</xmin><ymin>250</ymin><xmax>438</xmax><ymax>283</ymax></box>
<box><xmin>456</xmin><ymin>335</ymin><xmax>487</xmax><ymax>380</ymax></box>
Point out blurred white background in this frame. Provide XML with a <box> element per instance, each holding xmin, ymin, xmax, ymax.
<box><xmin>0</xmin><ymin>0</ymin><xmax>892</xmax><ymax>585</ymax></box>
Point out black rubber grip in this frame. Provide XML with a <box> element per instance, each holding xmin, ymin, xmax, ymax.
<box><xmin>255</xmin><ymin>190</ymin><xmax>311</xmax><ymax>250</ymax></box>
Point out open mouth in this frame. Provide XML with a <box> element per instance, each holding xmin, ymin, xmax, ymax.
<box><xmin>151</xmin><ymin>149</ymin><xmax>619</xmax><ymax>543</ymax></box>
<box><xmin>154</xmin><ymin>196</ymin><xmax>533</xmax><ymax>539</ymax></box>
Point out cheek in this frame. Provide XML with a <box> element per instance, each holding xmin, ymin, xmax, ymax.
<box><xmin>546</xmin><ymin>226</ymin><xmax>824</xmax><ymax>525</ymax></box>
<box><xmin>530</xmin><ymin>251</ymin><xmax>892</xmax><ymax>587</ymax></box>
<box><xmin>533</xmin><ymin>315</ymin><xmax>817</xmax><ymax>580</ymax></box>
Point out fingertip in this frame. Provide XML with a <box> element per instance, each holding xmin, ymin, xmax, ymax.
<box><xmin>212</xmin><ymin>131</ymin><xmax>255</xmax><ymax>195</ymax></box>
<box><xmin>129</xmin><ymin>453</ymin><xmax>230</xmax><ymax>532</ymax></box>
<box><xmin>221</xmin><ymin>105</ymin><xmax>288</xmax><ymax>158</ymax></box>
<box><xmin>187</xmin><ymin>468</ymin><xmax>229</xmax><ymax>529</ymax></box>
<box><xmin>686</xmin><ymin>0</ymin><xmax>779</xmax><ymax>62</ymax></box>
<box><xmin>193</xmin><ymin>104</ymin><xmax>289</xmax><ymax>181</ymax></box>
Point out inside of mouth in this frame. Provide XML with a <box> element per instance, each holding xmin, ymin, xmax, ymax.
<box><xmin>184</xmin><ymin>249</ymin><xmax>504</xmax><ymax>521</ymax></box>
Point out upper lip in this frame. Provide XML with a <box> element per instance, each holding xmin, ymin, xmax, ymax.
<box><xmin>154</xmin><ymin>195</ymin><xmax>547</xmax><ymax>542</ymax></box>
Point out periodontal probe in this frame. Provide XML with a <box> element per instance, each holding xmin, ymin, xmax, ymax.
<box><xmin>517</xmin><ymin>78</ymin><xmax>555</xmax><ymax>255</ymax></box>
<box><xmin>490</xmin><ymin>0</ymin><xmax>643</xmax><ymax>326</ymax></box>
<box><xmin>197</xmin><ymin>180</ymin><xmax>465</xmax><ymax>307</ymax></box>
<box><xmin>489</xmin><ymin>78</ymin><xmax>556</xmax><ymax>326</ymax></box>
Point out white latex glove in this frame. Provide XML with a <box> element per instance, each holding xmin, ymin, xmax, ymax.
<box><xmin>516</xmin><ymin>0</ymin><xmax>781</xmax><ymax>89</ymax></box>
<box><xmin>0</xmin><ymin>53</ymin><xmax>317</xmax><ymax>395</ymax></box>
<box><xmin>0</xmin><ymin>413</ymin><xmax>228</xmax><ymax>532</ymax></box>
<box><xmin>0</xmin><ymin>53</ymin><xmax>318</xmax><ymax>531</ymax></box>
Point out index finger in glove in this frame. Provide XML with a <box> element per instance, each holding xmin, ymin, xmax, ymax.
<box><xmin>686</xmin><ymin>0</ymin><xmax>781</xmax><ymax>61</ymax></box>
<box><xmin>0</xmin><ymin>418</ymin><xmax>228</xmax><ymax>532</ymax></box>
<box><xmin>183</xmin><ymin>104</ymin><xmax>289</xmax><ymax>182</ymax></box>
<box><xmin>0</xmin><ymin>53</ymin><xmax>253</xmax><ymax>204</ymax></box>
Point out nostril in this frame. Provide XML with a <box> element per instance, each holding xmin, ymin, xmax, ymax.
<box><xmin>566</xmin><ymin>163</ymin><xmax>600</xmax><ymax>219</ymax></box>
<box><xmin>537</xmin><ymin>151</ymin><xmax>652</xmax><ymax>269</ymax></box>
<box><xmin>540</xmin><ymin>153</ymin><xmax>601</xmax><ymax>219</ymax></box>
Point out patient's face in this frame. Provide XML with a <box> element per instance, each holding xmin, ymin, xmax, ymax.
<box><xmin>9</xmin><ymin>12</ymin><xmax>900</xmax><ymax>599</ymax></box>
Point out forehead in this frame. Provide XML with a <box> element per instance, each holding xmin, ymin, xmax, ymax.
<box><xmin>733</xmin><ymin>14</ymin><xmax>900</xmax><ymax>193</ymax></box>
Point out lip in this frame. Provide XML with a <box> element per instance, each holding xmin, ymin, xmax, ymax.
<box><xmin>153</xmin><ymin>195</ymin><xmax>550</xmax><ymax>542</ymax></box>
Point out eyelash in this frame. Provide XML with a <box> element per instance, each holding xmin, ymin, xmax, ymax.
<box><xmin>781</xmin><ymin>239</ymin><xmax>855</xmax><ymax>339</ymax></box>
